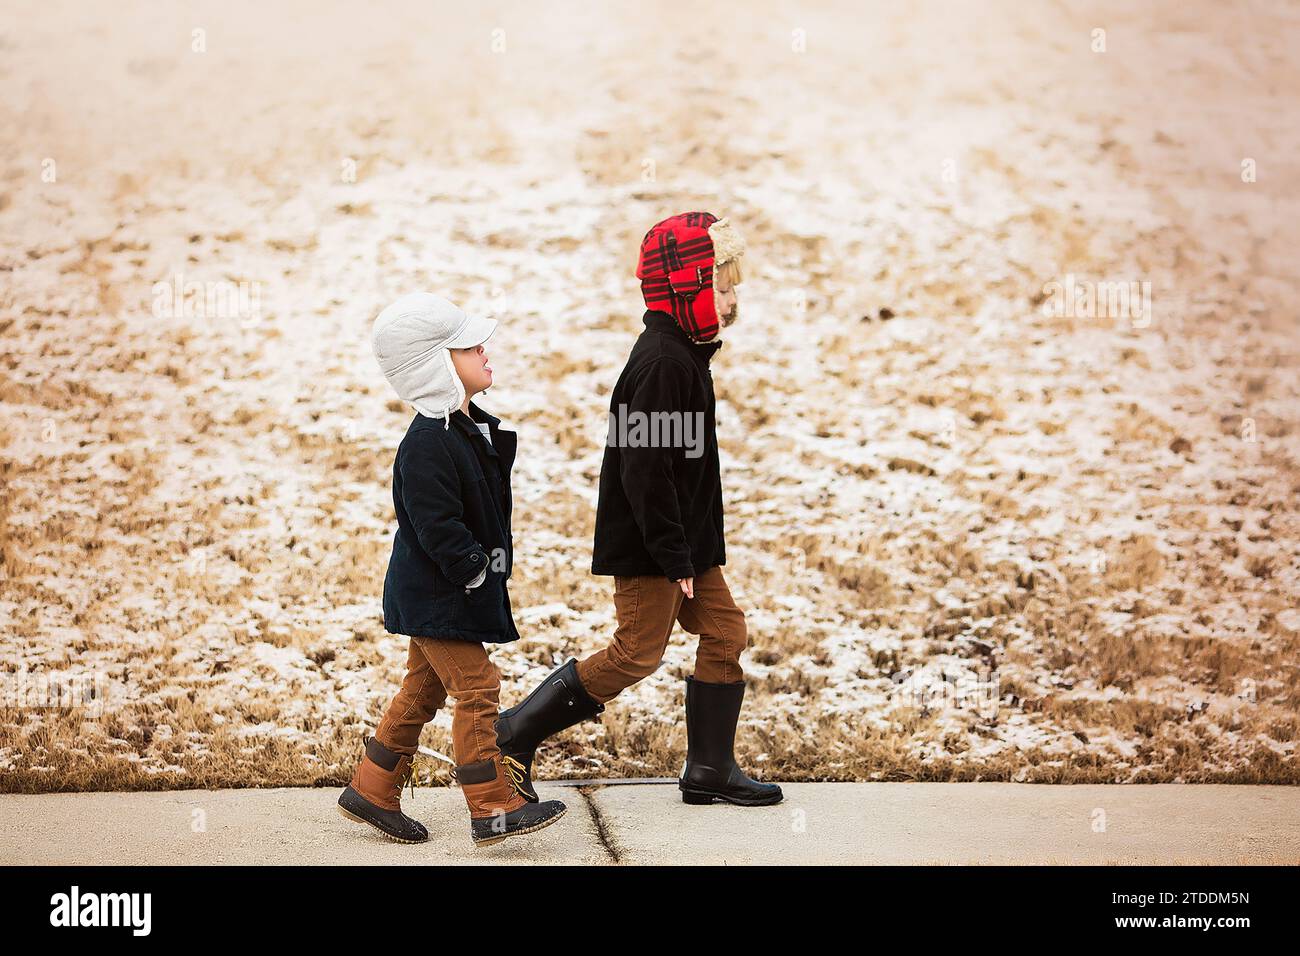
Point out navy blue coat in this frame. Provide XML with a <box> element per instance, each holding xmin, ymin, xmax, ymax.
<box><xmin>381</xmin><ymin>403</ymin><xmax>521</xmax><ymax>644</ymax></box>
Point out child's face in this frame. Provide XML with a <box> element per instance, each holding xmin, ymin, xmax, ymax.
<box><xmin>715</xmin><ymin>274</ymin><xmax>738</xmax><ymax>327</ymax></box>
<box><xmin>451</xmin><ymin>344</ymin><xmax>493</xmax><ymax>397</ymax></box>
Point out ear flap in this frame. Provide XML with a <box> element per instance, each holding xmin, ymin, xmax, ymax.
<box><xmin>441</xmin><ymin>348</ymin><xmax>465</xmax><ymax>427</ymax></box>
<box><xmin>668</xmin><ymin>265</ymin><xmax>707</xmax><ymax>298</ymax></box>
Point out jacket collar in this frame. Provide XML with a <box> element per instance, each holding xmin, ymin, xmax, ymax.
<box><xmin>466</xmin><ymin>401</ymin><xmax>500</xmax><ymax>429</ymax></box>
<box><xmin>416</xmin><ymin>404</ymin><xmax>508</xmax><ymax>442</ymax></box>
<box><xmin>449</xmin><ymin>401</ymin><xmax>508</xmax><ymax>437</ymax></box>
<box><xmin>641</xmin><ymin>310</ymin><xmax>723</xmax><ymax>363</ymax></box>
<box><xmin>444</xmin><ymin>402</ymin><xmax>480</xmax><ymax>441</ymax></box>
<box><xmin>449</xmin><ymin>402</ymin><xmax>518</xmax><ymax>475</ymax></box>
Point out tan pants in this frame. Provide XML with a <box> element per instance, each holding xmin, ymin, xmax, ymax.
<box><xmin>576</xmin><ymin>565</ymin><xmax>748</xmax><ymax>704</ymax></box>
<box><xmin>373</xmin><ymin>637</ymin><xmax>523</xmax><ymax>818</ymax></box>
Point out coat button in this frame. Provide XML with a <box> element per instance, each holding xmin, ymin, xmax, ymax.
<box><xmin>471</xmin><ymin>554</ymin><xmax>480</xmax><ymax>562</ymax></box>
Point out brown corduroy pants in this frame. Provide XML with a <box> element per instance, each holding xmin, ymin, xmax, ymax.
<box><xmin>372</xmin><ymin>637</ymin><xmax>524</xmax><ymax>818</ymax></box>
<box><xmin>576</xmin><ymin>565</ymin><xmax>749</xmax><ymax>704</ymax></box>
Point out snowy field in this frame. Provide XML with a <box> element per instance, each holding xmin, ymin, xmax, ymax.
<box><xmin>1</xmin><ymin>0</ymin><xmax>1297</xmax><ymax>791</ymax></box>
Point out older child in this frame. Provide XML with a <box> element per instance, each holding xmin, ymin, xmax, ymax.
<box><xmin>337</xmin><ymin>292</ymin><xmax>566</xmax><ymax>846</ymax></box>
<box><xmin>496</xmin><ymin>212</ymin><xmax>783</xmax><ymax>808</ymax></box>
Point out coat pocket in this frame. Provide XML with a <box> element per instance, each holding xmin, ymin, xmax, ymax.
<box><xmin>463</xmin><ymin>571</ymin><xmax>497</xmax><ymax>605</ymax></box>
<box><xmin>457</xmin><ymin>572</ymin><xmax>506</xmax><ymax>632</ymax></box>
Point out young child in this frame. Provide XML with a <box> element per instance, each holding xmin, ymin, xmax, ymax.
<box><xmin>496</xmin><ymin>212</ymin><xmax>783</xmax><ymax>807</ymax></box>
<box><xmin>337</xmin><ymin>292</ymin><xmax>566</xmax><ymax>846</ymax></box>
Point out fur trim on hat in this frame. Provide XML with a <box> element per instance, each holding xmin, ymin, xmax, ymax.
<box><xmin>708</xmin><ymin>217</ymin><xmax>746</xmax><ymax>266</ymax></box>
<box><xmin>706</xmin><ymin>217</ymin><xmax>746</xmax><ymax>342</ymax></box>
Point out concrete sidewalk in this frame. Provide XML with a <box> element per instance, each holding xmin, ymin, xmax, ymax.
<box><xmin>2</xmin><ymin>782</ymin><xmax>1297</xmax><ymax>865</ymax></box>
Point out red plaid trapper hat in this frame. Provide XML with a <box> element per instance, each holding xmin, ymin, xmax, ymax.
<box><xmin>636</xmin><ymin>211</ymin><xmax>743</xmax><ymax>343</ymax></box>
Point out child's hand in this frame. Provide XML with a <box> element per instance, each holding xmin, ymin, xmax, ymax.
<box><xmin>677</xmin><ymin>577</ymin><xmax>694</xmax><ymax>599</ymax></box>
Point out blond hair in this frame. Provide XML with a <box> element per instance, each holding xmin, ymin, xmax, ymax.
<box><xmin>716</xmin><ymin>257</ymin><xmax>743</xmax><ymax>288</ymax></box>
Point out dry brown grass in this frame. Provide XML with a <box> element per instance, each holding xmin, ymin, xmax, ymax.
<box><xmin>2</xmin><ymin>0</ymin><xmax>1298</xmax><ymax>793</ymax></box>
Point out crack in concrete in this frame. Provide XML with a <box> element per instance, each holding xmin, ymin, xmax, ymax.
<box><xmin>576</xmin><ymin>785</ymin><xmax>622</xmax><ymax>865</ymax></box>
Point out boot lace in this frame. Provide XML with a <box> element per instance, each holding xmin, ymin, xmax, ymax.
<box><xmin>395</xmin><ymin>756</ymin><xmax>417</xmax><ymax>802</ymax></box>
<box><xmin>502</xmin><ymin>754</ymin><xmax>528</xmax><ymax>793</ymax></box>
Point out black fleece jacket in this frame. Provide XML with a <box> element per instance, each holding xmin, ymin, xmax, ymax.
<box><xmin>591</xmin><ymin>310</ymin><xmax>725</xmax><ymax>580</ymax></box>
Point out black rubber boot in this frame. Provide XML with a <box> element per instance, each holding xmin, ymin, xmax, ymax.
<box><xmin>470</xmin><ymin>799</ymin><xmax>568</xmax><ymax>847</ymax></box>
<box><xmin>496</xmin><ymin>658</ymin><xmax>605</xmax><ymax>802</ymax></box>
<box><xmin>678</xmin><ymin>676</ymin><xmax>783</xmax><ymax>806</ymax></box>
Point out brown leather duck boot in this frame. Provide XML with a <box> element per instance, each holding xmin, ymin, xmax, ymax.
<box><xmin>454</xmin><ymin>753</ymin><xmax>567</xmax><ymax>847</ymax></box>
<box><xmin>337</xmin><ymin>737</ymin><xmax>429</xmax><ymax>843</ymax></box>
